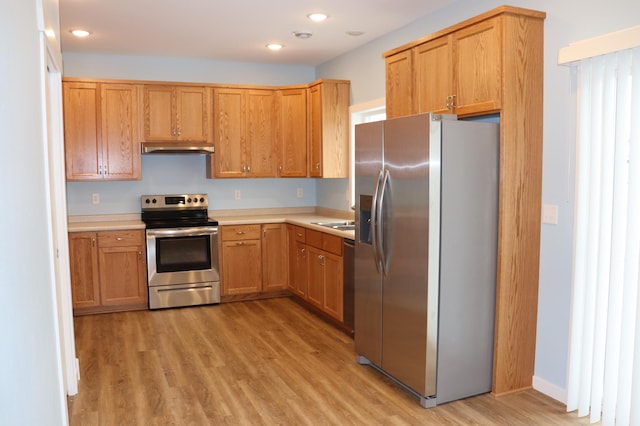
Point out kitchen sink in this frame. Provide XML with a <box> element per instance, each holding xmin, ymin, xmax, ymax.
<box><xmin>312</xmin><ymin>220</ymin><xmax>355</xmax><ymax>231</ymax></box>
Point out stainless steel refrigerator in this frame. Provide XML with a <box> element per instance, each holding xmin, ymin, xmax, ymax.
<box><xmin>354</xmin><ymin>113</ymin><xmax>499</xmax><ymax>408</ymax></box>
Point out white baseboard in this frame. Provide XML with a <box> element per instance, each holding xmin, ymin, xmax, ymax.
<box><xmin>532</xmin><ymin>376</ymin><xmax>567</xmax><ymax>404</ymax></box>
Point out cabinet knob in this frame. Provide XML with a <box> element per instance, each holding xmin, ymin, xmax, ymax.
<box><xmin>236</xmin><ymin>231</ymin><xmax>245</xmax><ymax>235</ymax></box>
<box><xmin>115</xmin><ymin>237</ymin><xmax>124</xmax><ymax>241</ymax></box>
<box><xmin>237</xmin><ymin>241</ymin><xmax>246</xmax><ymax>246</ymax></box>
<box><xmin>296</xmin><ymin>233</ymin><xmax>303</xmax><ymax>237</ymax></box>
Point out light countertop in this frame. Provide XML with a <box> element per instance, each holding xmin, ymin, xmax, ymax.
<box><xmin>68</xmin><ymin>210</ymin><xmax>355</xmax><ymax>239</ymax></box>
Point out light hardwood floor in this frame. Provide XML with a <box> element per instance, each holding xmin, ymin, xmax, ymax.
<box><xmin>68</xmin><ymin>297</ymin><xmax>587</xmax><ymax>425</ymax></box>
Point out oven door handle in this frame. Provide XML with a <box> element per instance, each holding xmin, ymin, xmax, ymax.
<box><xmin>146</xmin><ymin>226</ymin><xmax>218</xmax><ymax>238</ymax></box>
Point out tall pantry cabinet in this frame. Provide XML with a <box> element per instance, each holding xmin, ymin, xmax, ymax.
<box><xmin>383</xmin><ymin>6</ymin><xmax>546</xmax><ymax>396</ymax></box>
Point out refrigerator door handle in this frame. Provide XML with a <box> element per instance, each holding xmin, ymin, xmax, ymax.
<box><xmin>371</xmin><ymin>169</ymin><xmax>384</xmax><ymax>273</ymax></box>
<box><xmin>378</xmin><ymin>169</ymin><xmax>391</xmax><ymax>276</ymax></box>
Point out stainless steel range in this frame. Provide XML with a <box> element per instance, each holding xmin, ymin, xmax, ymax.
<box><xmin>141</xmin><ymin>194</ymin><xmax>220</xmax><ymax>309</ymax></box>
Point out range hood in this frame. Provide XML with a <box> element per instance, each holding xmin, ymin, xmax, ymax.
<box><xmin>141</xmin><ymin>142</ymin><xmax>215</xmax><ymax>155</ymax></box>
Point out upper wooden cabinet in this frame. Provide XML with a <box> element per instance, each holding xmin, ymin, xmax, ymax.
<box><xmin>277</xmin><ymin>88</ymin><xmax>308</xmax><ymax>177</ymax></box>
<box><xmin>208</xmin><ymin>88</ymin><xmax>277</xmax><ymax>178</ymax></box>
<box><xmin>385</xmin><ymin>50</ymin><xmax>414</xmax><ymax>118</ymax></box>
<box><xmin>308</xmin><ymin>80</ymin><xmax>350</xmax><ymax>178</ymax></box>
<box><xmin>383</xmin><ymin>6</ymin><xmax>546</xmax><ymax>396</ymax></box>
<box><xmin>63</xmin><ymin>81</ymin><xmax>141</xmax><ymax>181</ymax></box>
<box><xmin>386</xmin><ymin>12</ymin><xmax>508</xmax><ymax>118</ymax></box>
<box><xmin>143</xmin><ymin>84</ymin><xmax>211</xmax><ymax>143</ymax></box>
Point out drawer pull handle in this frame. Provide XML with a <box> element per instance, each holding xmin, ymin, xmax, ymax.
<box><xmin>236</xmin><ymin>231</ymin><xmax>245</xmax><ymax>235</ymax></box>
<box><xmin>116</xmin><ymin>237</ymin><xmax>125</xmax><ymax>241</ymax></box>
<box><xmin>296</xmin><ymin>233</ymin><xmax>303</xmax><ymax>237</ymax></box>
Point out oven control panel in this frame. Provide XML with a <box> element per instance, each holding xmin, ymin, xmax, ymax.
<box><xmin>141</xmin><ymin>194</ymin><xmax>208</xmax><ymax>209</ymax></box>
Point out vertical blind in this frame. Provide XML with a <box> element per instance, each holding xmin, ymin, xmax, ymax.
<box><xmin>567</xmin><ymin>46</ymin><xmax>640</xmax><ymax>425</ymax></box>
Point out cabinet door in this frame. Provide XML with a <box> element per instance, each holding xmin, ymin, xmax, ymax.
<box><xmin>294</xmin><ymin>241</ymin><xmax>308</xmax><ymax>298</ymax></box>
<box><xmin>414</xmin><ymin>36</ymin><xmax>453</xmax><ymax>114</ymax></box>
<box><xmin>68</xmin><ymin>232</ymin><xmax>100</xmax><ymax>309</ymax></box>
<box><xmin>453</xmin><ymin>17</ymin><xmax>502</xmax><ymax>115</ymax></box>
<box><xmin>101</xmin><ymin>84</ymin><xmax>141</xmax><ymax>180</ymax></box>
<box><xmin>176</xmin><ymin>86</ymin><xmax>210</xmax><ymax>142</ymax></box>
<box><xmin>287</xmin><ymin>225</ymin><xmax>307</xmax><ymax>297</ymax></box>
<box><xmin>261</xmin><ymin>224</ymin><xmax>287</xmax><ymax>291</ymax></box>
<box><xmin>385</xmin><ymin>50</ymin><xmax>414</xmax><ymax>119</ymax></box>
<box><xmin>211</xmin><ymin>88</ymin><xmax>245</xmax><ymax>178</ymax></box>
<box><xmin>323</xmin><ymin>252</ymin><xmax>343</xmax><ymax>321</ymax></box>
<box><xmin>246</xmin><ymin>90</ymin><xmax>277</xmax><ymax>177</ymax></box>
<box><xmin>277</xmin><ymin>89</ymin><xmax>307</xmax><ymax>177</ymax></box>
<box><xmin>63</xmin><ymin>82</ymin><xmax>101</xmax><ymax>180</ymax></box>
<box><xmin>307</xmin><ymin>84</ymin><xmax>323</xmax><ymax>177</ymax></box>
<box><xmin>307</xmin><ymin>246</ymin><xmax>325</xmax><ymax>309</ymax></box>
<box><xmin>221</xmin><ymin>239</ymin><xmax>262</xmax><ymax>295</ymax></box>
<box><xmin>98</xmin><ymin>244</ymin><xmax>147</xmax><ymax>307</ymax></box>
<box><xmin>144</xmin><ymin>85</ymin><xmax>175</xmax><ymax>141</ymax></box>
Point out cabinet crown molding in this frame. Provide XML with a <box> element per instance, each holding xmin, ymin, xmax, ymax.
<box><xmin>382</xmin><ymin>5</ymin><xmax>546</xmax><ymax>58</ymax></box>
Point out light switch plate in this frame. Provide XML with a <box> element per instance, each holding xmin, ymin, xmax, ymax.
<box><xmin>542</xmin><ymin>204</ymin><xmax>558</xmax><ymax>225</ymax></box>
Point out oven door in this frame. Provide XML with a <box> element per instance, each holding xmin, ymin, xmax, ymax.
<box><xmin>146</xmin><ymin>226</ymin><xmax>219</xmax><ymax>287</ymax></box>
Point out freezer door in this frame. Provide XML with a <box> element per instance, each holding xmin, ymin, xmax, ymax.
<box><xmin>354</xmin><ymin>121</ymin><xmax>384</xmax><ymax>366</ymax></box>
<box><xmin>380</xmin><ymin>114</ymin><xmax>436</xmax><ymax>398</ymax></box>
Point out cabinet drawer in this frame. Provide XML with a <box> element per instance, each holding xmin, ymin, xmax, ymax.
<box><xmin>221</xmin><ymin>225</ymin><xmax>261</xmax><ymax>241</ymax></box>
<box><xmin>306</xmin><ymin>229</ymin><xmax>323</xmax><ymax>249</ymax></box>
<box><xmin>293</xmin><ymin>226</ymin><xmax>306</xmax><ymax>242</ymax></box>
<box><xmin>305</xmin><ymin>229</ymin><xmax>343</xmax><ymax>256</ymax></box>
<box><xmin>98</xmin><ymin>230</ymin><xmax>144</xmax><ymax>247</ymax></box>
<box><xmin>322</xmin><ymin>234</ymin><xmax>343</xmax><ymax>256</ymax></box>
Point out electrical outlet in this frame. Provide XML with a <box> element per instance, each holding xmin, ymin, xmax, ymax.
<box><xmin>91</xmin><ymin>193</ymin><xmax>100</xmax><ymax>204</ymax></box>
<box><xmin>297</xmin><ymin>188</ymin><xmax>303</xmax><ymax>198</ymax></box>
<box><xmin>542</xmin><ymin>204</ymin><xmax>558</xmax><ymax>225</ymax></box>
<box><xmin>234</xmin><ymin>190</ymin><xmax>241</xmax><ymax>200</ymax></box>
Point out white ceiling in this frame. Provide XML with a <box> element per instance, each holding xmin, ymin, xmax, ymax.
<box><xmin>59</xmin><ymin>0</ymin><xmax>453</xmax><ymax>66</ymax></box>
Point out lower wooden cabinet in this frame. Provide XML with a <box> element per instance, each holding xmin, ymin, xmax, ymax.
<box><xmin>220</xmin><ymin>223</ymin><xmax>288</xmax><ymax>297</ymax></box>
<box><xmin>287</xmin><ymin>225</ymin><xmax>308</xmax><ymax>298</ymax></box>
<box><xmin>68</xmin><ymin>230</ymin><xmax>148</xmax><ymax>315</ymax></box>
<box><xmin>288</xmin><ymin>226</ymin><xmax>344</xmax><ymax>322</ymax></box>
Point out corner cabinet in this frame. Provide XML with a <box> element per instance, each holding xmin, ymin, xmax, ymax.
<box><xmin>63</xmin><ymin>81</ymin><xmax>141</xmax><ymax>181</ymax></box>
<box><xmin>142</xmin><ymin>84</ymin><xmax>211</xmax><ymax>143</ymax></box>
<box><xmin>68</xmin><ymin>230</ymin><xmax>148</xmax><ymax>315</ymax></box>
<box><xmin>308</xmin><ymin>80</ymin><xmax>350</xmax><ymax>178</ymax></box>
<box><xmin>384</xmin><ymin>6</ymin><xmax>545</xmax><ymax>395</ymax></box>
<box><xmin>276</xmin><ymin>88</ymin><xmax>308</xmax><ymax>177</ymax></box>
<box><xmin>220</xmin><ymin>223</ymin><xmax>288</xmax><ymax>298</ymax></box>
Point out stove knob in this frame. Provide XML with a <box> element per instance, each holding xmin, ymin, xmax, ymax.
<box><xmin>152</xmin><ymin>198</ymin><xmax>157</xmax><ymax>204</ymax></box>
<box><xmin>200</xmin><ymin>197</ymin><xmax>205</xmax><ymax>203</ymax></box>
<box><xmin>145</xmin><ymin>198</ymin><xmax>150</xmax><ymax>204</ymax></box>
<box><xmin>187</xmin><ymin>198</ymin><xmax>192</xmax><ymax>203</ymax></box>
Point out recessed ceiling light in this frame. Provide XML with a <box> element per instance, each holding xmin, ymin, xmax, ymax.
<box><xmin>70</xmin><ymin>29</ymin><xmax>91</xmax><ymax>38</ymax></box>
<box><xmin>266</xmin><ymin>43</ymin><xmax>284</xmax><ymax>51</ymax></box>
<box><xmin>307</xmin><ymin>13</ymin><xmax>328</xmax><ymax>22</ymax></box>
<box><xmin>346</xmin><ymin>31</ymin><xmax>364</xmax><ymax>37</ymax></box>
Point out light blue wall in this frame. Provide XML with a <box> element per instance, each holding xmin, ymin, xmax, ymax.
<box><xmin>315</xmin><ymin>0</ymin><xmax>640</xmax><ymax>396</ymax></box>
<box><xmin>67</xmin><ymin>155</ymin><xmax>316</xmax><ymax>215</ymax></box>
